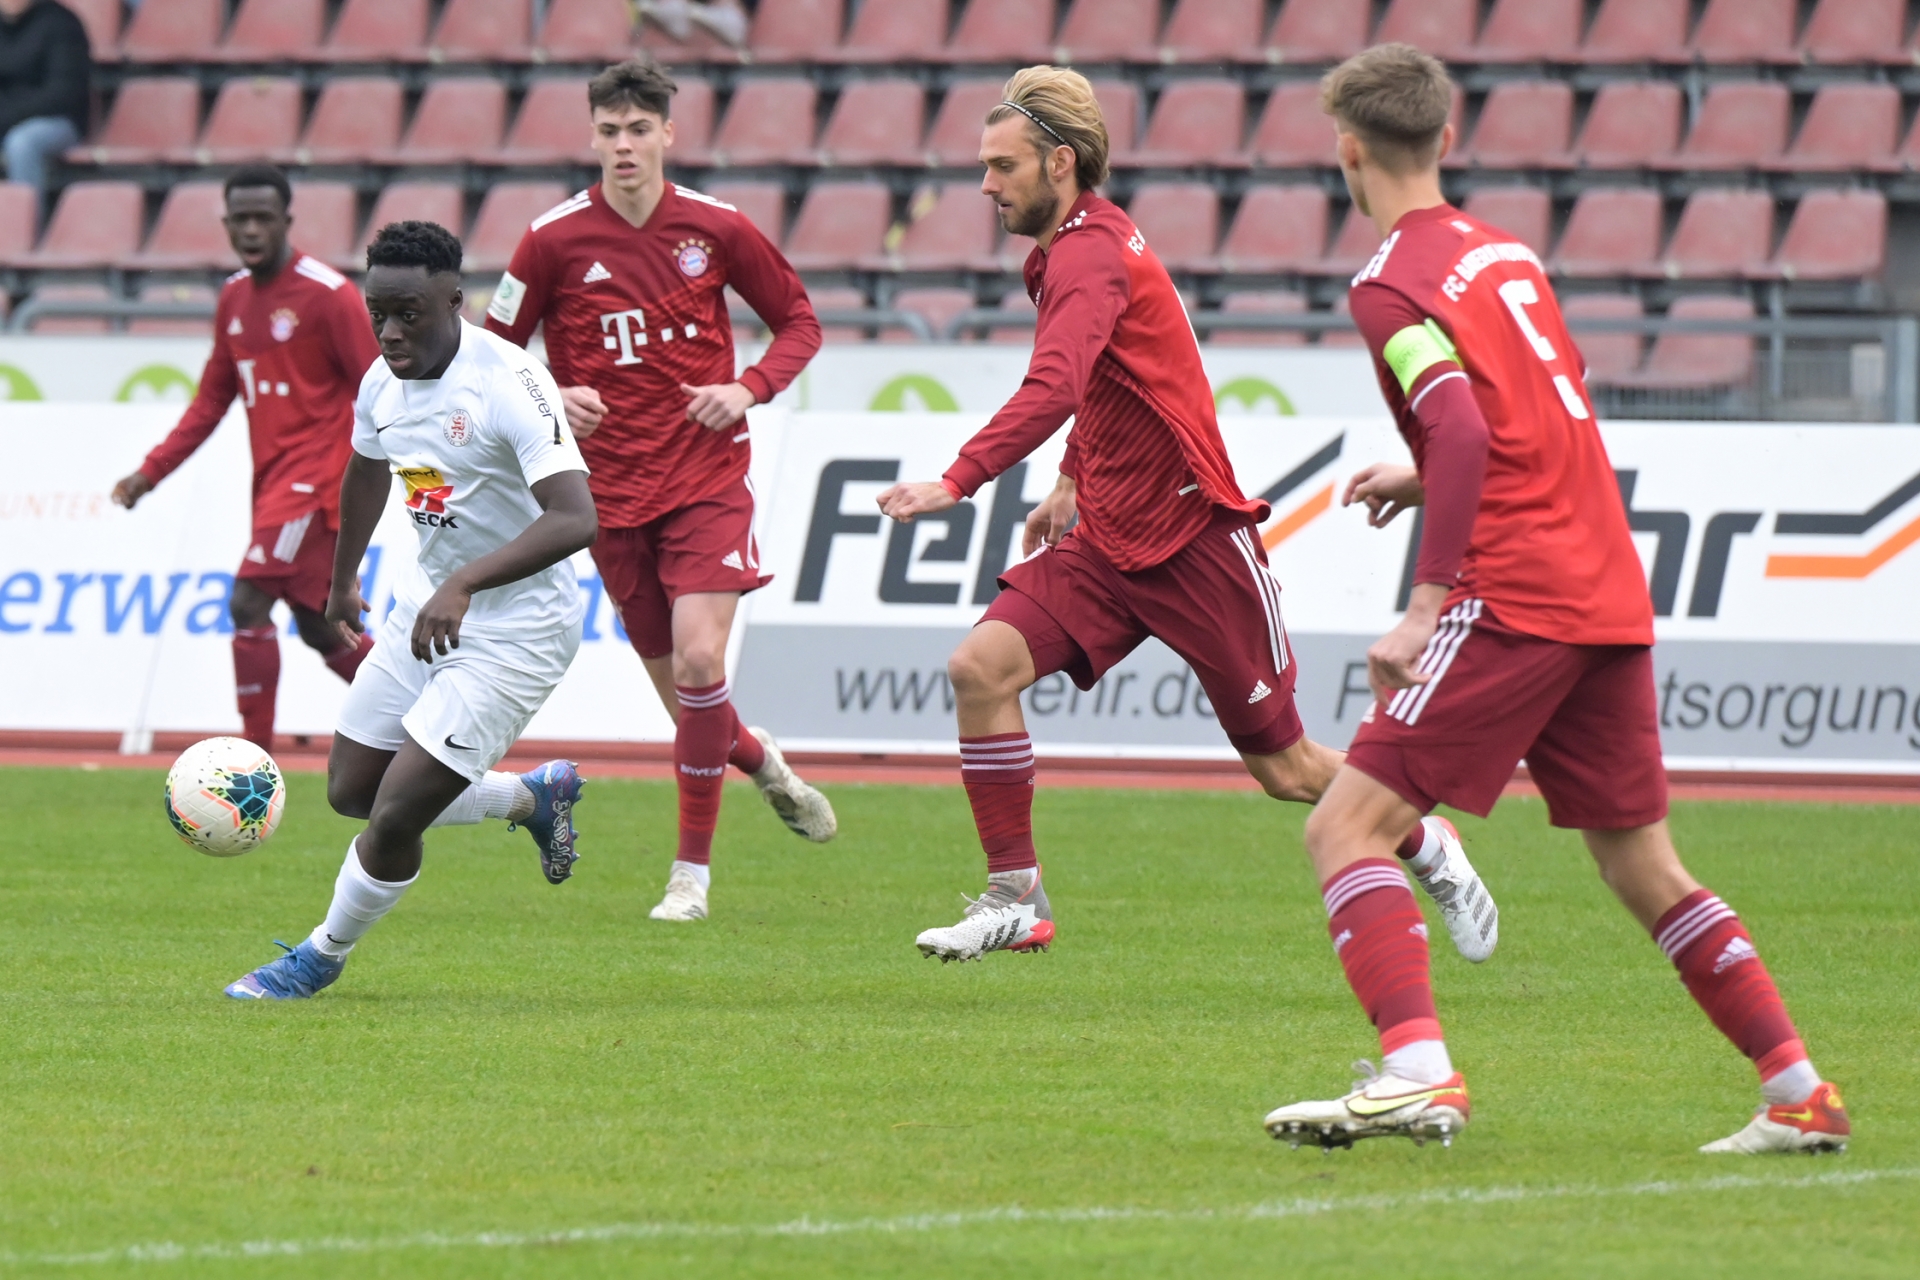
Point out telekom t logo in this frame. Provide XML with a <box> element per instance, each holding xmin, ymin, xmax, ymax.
<box><xmin>600</xmin><ymin>308</ymin><xmax>648</xmax><ymax>365</ymax></box>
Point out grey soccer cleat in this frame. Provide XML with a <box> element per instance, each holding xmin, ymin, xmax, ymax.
<box><xmin>747</xmin><ymin>727</ymin><xmax>837</xmax><ymax>843</ymax></box>
<box><xmin>915</xmin><ymin>866</ymin><xmax>1055</xmax><ymax>962</ymax></box>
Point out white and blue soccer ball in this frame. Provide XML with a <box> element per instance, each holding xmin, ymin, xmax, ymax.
<box><xmin>164</xmin><ymin>736</ymin><xmax>286</xmax><ymax>857</ymax></box>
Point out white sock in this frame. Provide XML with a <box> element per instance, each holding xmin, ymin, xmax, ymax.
<box><xmin>308</xmin><ymin>838</ymin><xmax>417</xmax><ymax>959</ymax></box>
<box><xmin>1383</xmin><ymin>1039</ymin><xmax>1454</xmax><ymax>1085</ymax></box>
<box><xmin>671</xmin><ymin>859</ymin><xmax>711</xmax><ymax>890</ymax></box>
<box><xmin>1402</xmin><ymin>818</ymin><xmax>1445</xmax><ymax>878</ymax></box>
<box><xmin>1762</xmin><ymin>1059</ymin><xmax>1822</xmax><ymax>1106</ymax></box>
<box><xmin>428</xmin><ymin>772</ymin><xmax>530</xmax><ymax>827</ymax></box>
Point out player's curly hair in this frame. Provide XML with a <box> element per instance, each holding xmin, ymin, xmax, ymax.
<box><xmin>1321</xmin><ymin>43</ymin><xmax>1454</xmax><ymax>174</ymax></box>
<box><xmin>366</xmin><ymin>220</ymin><xmax>464</xmax><ymax>276</ymax></box>
<box><xmin>589</xmin><ymin>57</ymin><xmax>677</xmax><ymax>119</ymax></box>
<box><xmin>988</xmin><ymin>66</ymin><xmax>1110</xmax><ymax>192</ymax></box>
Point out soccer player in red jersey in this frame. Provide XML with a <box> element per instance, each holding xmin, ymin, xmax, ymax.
<box><xmin>112</xmin><ymin>166</ymin><xmax>381</xmax><ymax>751</ymax></box>
<box><xmin>1263</xmin><ymin>46</ymin><xmax>1847</xmax><ymax>1155</ymax></box>
<box><xmin>484</xmin><ymin>60</ymin><xmax>836</xmax><ymax>923</ymax></box>
<box><xmin>878</xmin><ymin>67</ymin><xmax>1499</xmax><ymax>966</ymax></box>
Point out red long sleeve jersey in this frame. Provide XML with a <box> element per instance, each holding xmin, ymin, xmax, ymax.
<box><xmin>484</xmin><ymin>183</ymin><xmax>822</xmax><ymax>528</ymax></box>
<box><xmin>1352</xmin><ymin>204</ymin><xmax>1653</xmax><ymax>646</ymax></box>
<box><xmin>942</xmin><ymin>192</ymin><xmax>1266</xmax><ymax>572</ymax></box>
<box><xmin>139</xmin><ymin>252</ymin><xmax>378</xmax><ymax>529</ymax></box>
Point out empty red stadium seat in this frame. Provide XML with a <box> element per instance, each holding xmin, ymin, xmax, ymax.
<box><xmin>1321</xmin><ymin>292</ymin><xmax>1364</xmax><ymax>347</ymax></box>
<box><xmin>394</xmin><ymin>79</ymin><xmax>507</xmax><ymax>165</ymax></box>
<box><xmin>1264</xmin><ymin>0</ymin><xmax>1368</xmax><ymax>63</ymax></box>
<box><xmin>817</xmin><ymin>81</ymin><xmax>925</xmax><ymax>167</ymax></box>
<box><xmin>1314</xmin><ymin>205</ymin><xmax>1381</xmax><ymax>277</ymax></box>
<box><xmin>1659</xmin><ymin>82</ymin><xmax>1788</xmax><ymax>170</ymax></box>
<box><xmin>1471</xmin><ymin>0</ymin><xmax>1583</xmax><ymax>61</ymax></box>
<box><xmin>496</xmin><ymin>80</ymin><xmax>593</xmax><ymax>166</ymax></box>
<box><xmin>64</xmin><ymin>0</ymin><xmax>122</xmax><ymax>61</ymax></box>
<box><xmin>1091</xmin><ymin>79</ymin><xmax>1141</xmax><ymax>161</ymax></box>
<box><xmin>703</xmin><ymin>181</ymin><xmax>786</xmax><ymax>243</ymax></box>
<box><xmin>1550</xmin><ymin>188</ymin><xmax>1662</xmax><ymax>276</ymax></box>
<box><xmin>1691</xmin><ymin>0</ymin><xmax>1799</xmax><ymax>64</ymax></box>
<box><xmin>120</xmin><ymin>0</ymin><xmax>222</xmax><ymax>62</ymax></box>
<box><xmin>430</xmin><ymin>0</ymin><xmax>533</xmax><ymax>61</ymax></box>
<box><xmin>1577</xmin><ymin>0</ymin><xmax>1689</xmax><ymax>63</ymax></box>
<box><xmin>1575</xmin><ymin>80</ymin><xmax>1680</xmax><ymax>167</ymax></box>
<box><xmin>867</xmin><ymin>184</ymin><xmax>997</xmax><ymax>271</ymax></box>
<box><xmin>288</xmin><ymin>180</ymin><xmax>361</xmax><ymax>271</ymax></box>
<box><xmin>24</xmin><ymin>283</ymin><xmax>115</xmax><ymax>334</ymax></box>
<box><xmin>1464</xmin><ymin>81</ymin><xmax>1573</xmax><ymax>168</ymax></box>
<box><xmin>216</xmin><ymin>0</ymin><xmax>323</xmax><ymax>60</ymax></box>
<box><xmin>1771</xmin><ymin>83</ymin><xmax>1900</xmax><ymax>173</ymax></box>
<box><xmin>1122</xmin><ymin>81</ymin><xmax>1246</xmax><ymax>169</ymax></box>
<box><xmin>1461</xmin><ymin>186</ymin><xmax>1551</xmax><ymax>256</ymax></box>
<box><xmin>1802</xmin><ymin>0</ymin><xmax>1909</xmax><ymax>65</ymax></box>
<box><xmin>747</xmin><ymin>0</ymin><xmax>843</xmax><ymax>61</ymax></box>
<box><xmin>1159</xmin><ymin>0</ymin><xmax>1262</xmax><ymax>64</ymax></box>
<box><xmin>784</xmin><ymin>181</ymin><xmax>890</xmax><ymax>270</ymax></box>
<box><xmin>886</xmin><ymin>287</ymin><xmax>974</xmax><ymax>344</ymax></box>
<box><xmin>296</xmin><ymin>76</ymin><xmax>403</xmax><ymax>165</ymax></box>
<box><xmin>465</xmin><ymin>183</ymin><xmax>570</xmax><ymax>273</ymax></box>
<box><xmin>664</xmin><ymin>77</ymin><xmax>716</xmax><ymax>167</ymax></box>
<box><xmin>1650</xmin><ymin>189</ymin><xmax>1774</xmax><ymax>279</ymax></box>
<box><xmin>128</xmin><ymin>181</ymin><xmax>232</xmax><ymax>270</ymax></box>
<box><xmin>1248</xmin><ymin>84</ymin><xmax>1334</xmax><ymax>168</ymax></box>
<box><xmin>77</xmin><ymin>78</ymin><xmax>199</xmax><ymax>165</ymax></box>
<box><xmin>1611</xmin><ymin>296</ymin><xmax>1753</xmax><ymax>390</ymax></box>
<box><xmin>634</xmin><ymin>11</ymin><xmax>744</xmax><ymax>66</ymax></box>
<box><xmin>1375</xmin><ymin>0</ymin><xmax>1479</xmax><ymax>61</ymax></box>
<box><xmin>831</xmin><ymin>0</ymin><xmax>946</xmax><ymax>63</ymax></box>
<box><xmin>1759</xmin><ymin>189</ymin><xmax>1887</xmax><ymax>281</ymax></box>
<box><xmin>1127</xmin><ymin>183</ymin><xmax>1219</xmax><ymax>272</ymax></box>
<box><xmin>998</xmin><ymin>230</ymin><xmax>1039</xmax><ymax>272</ymax></box>
<box><xmin>536</xmin><ymin>0</ymin><xmax>634</xmax><ymax>61</ymax></box>
<box><xmin>712</xmin><ymin>79</ymin><xmax>817</xmax><ymax>166</ymax></box>
<box><xmin>131</xmin><ymin>282</ymin><xmax>218</xmax><ymax>336</ymax></box>
<box><xmin>1560</xmin><ymin>294</ymin><xmax>1644</xmax><ymax>384</ymax></box>
<box><xmin>362</xmin><ymin>182</ymin><xmax>466</xmax><ymax>250</ymax></box>
<box><xmin>0</xmin><ymin>184</ymin><xmax>37</xmax><ymax>261</ymax></box>
<box><xmin>194</xmin><ymin>77</ymin><xmax>302</xmax><ymax>164</ymax></box>
<box><xmin>1219</xmin><ymin>185</ymin><xmax>1327</xmax><ymax>273</ymax></box>
<box><xmin>20</xmin><ymin>182</ymin><xmax>143</xmax><ymax>269</ymax></box>
<box><xmin>314</xmin><ymin>0</ymin><xmax>429</xmax><ymax>61</ymax></box>
<box><xmin>941</xmin><ymin>0</ymin><xmax>1054</xmax><ymax>63</ymax></box>
<box><xmin>806</xmin><ymin>284</ymin><xmax>871</xmax><ymax>343</ymax></box>
<box><xmin>1210</xmin><ymin>291</ymin><xmax>1308</xmax><ymax>348</ymax></box>
<box><xmin>1053</xmin><ymin>0</ymin><xmax>1159</xmax><ymax>63</ymax></box>
<box><xmin>986</xmin><ymin>286</ymin><xmax>1036</xmax><ymax>343</ymax></box>
<box><xmin>925</xmin><ymin>80</ymin><xmax>1002</xmax><ymax>166</ymax></box>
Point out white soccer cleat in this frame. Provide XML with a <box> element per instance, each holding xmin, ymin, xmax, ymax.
<box><xmin>747</xmin><ymin>727</ymin><xmax>837</xmax><ymax>843</ymax></box>
<box><xmin>1264</xmin><ymin>1062</ymin><xmax>1471</xmax><ymax>1150</ymax></box>
<box><xmin>1700</xmin><ymin>1083</ymin><xmax>1850</xmax><ymax>1154</ymax></box>
<box><xmin>1409</xmin><ymin>816</ymin><xmax>1498</xmax><ymax>963</ymax></box>
<box><xmin>648</xmin><ymin>865</ymin><xmax>709</xmax><ymax>922</ymax></box>
<box><xmin>915</xmin><ymin>867</ymin><xmax>1054</xmax><ymax>962</ymax></box>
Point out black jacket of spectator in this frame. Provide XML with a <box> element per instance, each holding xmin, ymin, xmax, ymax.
<box><xmin>0</xmin><ymin>0</ymin><xmax>91</xmax><ymax>140</ymax></box>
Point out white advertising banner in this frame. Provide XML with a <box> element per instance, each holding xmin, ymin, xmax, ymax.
<box><xmin>4</xmin><ymin>404</ymin><xmax>1918</xmax><ymax>771</ymax></box>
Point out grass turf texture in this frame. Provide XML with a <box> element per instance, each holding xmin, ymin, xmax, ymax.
<box><xmin>0</xmin><ymin>767</ymin><xmax>1913</xmax><ymax>1278</ymax></box>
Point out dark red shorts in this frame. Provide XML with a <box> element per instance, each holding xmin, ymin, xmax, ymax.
<box><xmin>592</xmin><ymin>479</ymin><xmax>772</xmax><ymax>660</ymax></box>
<box><xmin>984</xmin><ymin>507</ymin><xmax>1305</xmax><ymax>756</ymax></box>
<box><xmin>235</xmin><ymin>512</ymin><xmax>334</xmax><ymax>614</ymax></box>
<box><xmin>1345</xmin><ymin>599</ymin><xmax>1669</xmax><ymax>830</ymax></box>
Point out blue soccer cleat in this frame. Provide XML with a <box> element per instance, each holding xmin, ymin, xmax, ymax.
<box><xmin>514</xmin><ymin>759</ymin><xmax>584</xmax><ymax>884</ymax></box>
<box><xmin>224</xmin><ymin>939</ymin><xmax>345</xmax><ymax>1000</ymax></box>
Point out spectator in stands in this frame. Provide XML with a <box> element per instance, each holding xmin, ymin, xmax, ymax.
<box><xmin>640</xmin><ymin>0</ymin><xmax>747</xmax><ymax>48</ymax></box>
<box><xmin>0</xmin><ymin>0</ymin><xmax>89</xmax><ymax>213</ymax></box>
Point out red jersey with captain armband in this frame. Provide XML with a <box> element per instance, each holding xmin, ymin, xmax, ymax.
<box><xmin>941</xmin><ymin>192</ymin><xmax>1266</xmax><ymax>572</ymax></box>
<box><xmin>1349</xmin><ymin>204</ymin><xmax>1653</xmax><ymax>647</ymax></box>
<box><xmin>139</xmin><ymin>251</ymin><xmax>379</xmax><ymax>529</ymax></box>
<box><xmin>484</xmin><ymin>183</ymin><xmax>821</xmax><ymax>528</ymax></box>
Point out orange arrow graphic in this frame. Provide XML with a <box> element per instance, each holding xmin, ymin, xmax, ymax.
<box><xmin>1765</xmin><ymin>511</ymin><xmax>1920</xmax><ymax>579</ymax></box>
<box><xmin>1262</xmin><ymin>483</ymin><xmax>1334</xmax><ymax>550</ymax></box>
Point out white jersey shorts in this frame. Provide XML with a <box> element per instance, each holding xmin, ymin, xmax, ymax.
<box><xmin>336</xmin><ymin>601</ymin><xmax>582</xmax><ymax>783</ymax></box>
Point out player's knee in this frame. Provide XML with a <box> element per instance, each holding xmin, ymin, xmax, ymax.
<box><xmin>1259</xmin><ymin>766</ymin><xmax>1319</xmax><ymax>805</ymax></box>
<box><xmin>326</xmin><ymin>772</ymin><xmax>374</xmax><ymax>820</ymax></box>
<box><xmin>948</xmin><ymin>642</ymin><xmax>1019</xmax><ymax>700</ymax></box>
<box><xmin>671</xmin><ymin>643</ymin><xmax>727</xmax><ymax>689</ymax></box>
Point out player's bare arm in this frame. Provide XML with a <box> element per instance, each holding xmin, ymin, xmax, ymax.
<box><xmin>325</xmin><ymin>450</ymin><xmax>392</xmax><ymax>638</ymax></box>
<box><xmin>1021</xmin><ymin>475</ymin><xmax>1077</xmax><ymax>555</ymax></box>
<box><xmin>876</xmin><ymin>480</ymin><xmax>958</xmax><ymax>523</ymax></box>
<box><xmin>559</xmin><ymin>385</ymin><xmax>608</xmax><ymax>438</ymax></box>
<box><xmin>1342</xmin><ymin>463</ymin><xmax>1423</xmax><ymax>527</ymax></box>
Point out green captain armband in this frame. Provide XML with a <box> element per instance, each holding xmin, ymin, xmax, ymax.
<box><xmin>1381</xmin><ymin>319</ymin><xmax>1460</xmax><ymax>394</ymax></box>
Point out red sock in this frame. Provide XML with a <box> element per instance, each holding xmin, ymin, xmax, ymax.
<box><xmin>1323</xmin><ymin>859</ymin><xmax>1442</xmax><ymax>1055</ymax></box>
<box><xmin>673</xmin><ymin>681</ymin><xmax>736</xmax><ymax>865</ymax></box>
<box><xmin>961</xmin><ymin>733</ymin><xmax>1036</xmax><ymax>873</ymax></box>
<box><xmin>1653</xmin><ymin>889</ymin><xmax>1807</xmax><ymax>1085</ymax></box>
<box><xmin>727</xmin><ymin>706</ymin><xmax>766</xmax><ymax>775</ymax></box>
<box><xmin>1393</xmin><ymin>823</ymin><xmax>1425</xmax><ymax>860</ymax></box>
<box><xmin>324</xmin><ymin>632</ymin><xmax>374</xmax><ymax>682</ymax></box>
<box><xmin>232</xmin><ymin>626</ymin><xmax>281</xmax><ymax>749</ymax></box>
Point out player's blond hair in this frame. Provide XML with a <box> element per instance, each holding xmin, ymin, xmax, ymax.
<box><xmin>1320</xmin><ymin>43</ymin><xmax>1453</xmax><ymax>174</ymax></box>
<box><xmin>987</xmin><ymin>66</ymin><xmax>1111</xmax><ymax>192</ymax></box>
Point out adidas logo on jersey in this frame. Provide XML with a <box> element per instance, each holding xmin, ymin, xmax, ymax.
<box><xmin>1247</xmin><ymin>679</ymin><xmax>1272</xmax><ymax>704</ymax></box>
<box><xmin>1713</xmin><ymin>936</ymin><xmax>1759</xmax><ymax>974</ymax></box>
<box><xmin>720</xmin><ymin>549</ymin><xmax>744</xmax><ymax>570</ymax></box>
<box><xmin>582</xmin><ymin>261</ymin><xmax>612</xmax><ymax>284</ymax></box>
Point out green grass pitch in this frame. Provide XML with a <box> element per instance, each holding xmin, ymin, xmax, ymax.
<box><xmin>0</xmin><ymin>765</ymin><xmax>1914</xmax><ymax>1278</ymax></box>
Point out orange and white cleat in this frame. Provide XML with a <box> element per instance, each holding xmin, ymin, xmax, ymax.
<box><xmin>1700</xmin><ymin>1082</ymin><xmax>1851</xmax><ymax>1154</ymax></box>
<box><xmin>1265</xmin><ymin>1062</ymin><xmax>1470</xmax><ymax>1150</ymax></box>
<box><xmin>915</xmin><ymin>866</ymin><xmax>1053</xmax><ymax>962</ymax></box>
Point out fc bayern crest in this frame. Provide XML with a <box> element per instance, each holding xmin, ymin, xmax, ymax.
<box><xmin>269</xmin><ymin>308</ymin><xmax>298</xmax><ymax>342</ymax></box>
<box><xmin>676</xmin><ymin>242</ymin><xmax>711</xmax><ymax>278</ymax></box>
<box><xmin>444</xmin><ymin>410</ymin><xmax>472</xmax><ymax>446</ymax></box>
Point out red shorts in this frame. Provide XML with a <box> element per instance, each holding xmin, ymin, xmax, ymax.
<box><xmin>592</xmin><ymin>479</ymin><xmax>771</xmax><ymax>660</ymax></box>
<box><xmin>1345</xmin><ymin>599</ymin><xmax>1669</xmax><ymax>830</ymax></box>
<box><xmin>235</xmin><ymin>511</ymin><xmax>334</xmax><ymax>614</ymax></box>
<box><xmin>984</xmin><ymin>507</ymin><xmax>1305</xmax><ymax>756</ymax></box>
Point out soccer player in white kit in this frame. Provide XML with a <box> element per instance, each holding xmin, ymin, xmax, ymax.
<box><xmin>226</xmin><ymin>221</ymin><xmax>600</xmax><ymax>999</ymax></box>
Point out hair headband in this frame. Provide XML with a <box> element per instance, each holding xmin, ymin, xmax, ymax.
<box><xmin>1000</xmin><ymin>100</ymin><xmax>1068</xmax><ymax>147</ymax></box>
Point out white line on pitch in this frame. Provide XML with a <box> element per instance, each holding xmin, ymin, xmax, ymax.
<box><xmin>5</xmin><ymin>1166</ymin><xmax>1913</xmax><ymax>1267</ymax></box>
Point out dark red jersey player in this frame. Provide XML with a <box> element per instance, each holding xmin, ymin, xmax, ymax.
<box><xmin>1263</xmin><ymin>45</ymin><xmax>1845</xmax><ymax>1157</ymax></box>
<box><xmin>879</xmin><ymin>67</ymin><xmax>1497</xmax><ymax>967</ymax></box>
<box><xmin>112</xmin><ymin>166</ymin><xmax>380</xmax><ymax>751</ymax></box>
<box><xmin>484</xmin><ymin>60</ymin><xmax>836</xmax><ymax>924</ymax></box>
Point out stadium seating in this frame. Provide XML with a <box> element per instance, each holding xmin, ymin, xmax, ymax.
<box><xmin>130</xmin><ymin>281</ymin><xmax>218</xmax><ymax>335</ymax></box>
<box><xmin>784</xmin><ymin>181</ymin><xmax>890</xmax><ymax>270</ymax></box>
<box><xmin>127</xmin><ymin>182</ymin><xmax>233</xmax><ymax>271</ymax></box>
<box><xmin>665</xmin><ymin>78</ymin><xmax>717</xmax><ymax>167</ymax></box>
<box><xmin>1801</xmin><ymin>0</ymin><xmax>1910</xmax><ymax>65</ymax></box>
<box><xmin>1574</xmin><ymin>81</ymin><xmax>1682</xmax><ymax>167</ymax></box>
<box><xmin>1649</xmin><ymin>190</ymin><xmax>1775</xmax><ymax>280</ymax></box>
<box><xmin>64</xmin><ymin>0</ymin><xmax>121</xmax><ymax>60</ymax></box>
<box><xmin>1122</xmin><ymin>81</ymin><xmax>1246</xmax><ymax>169</ymax></box>
<box><xmin>287</xmin><ymin>180</ymin><xmax>361</xmax><ymax>271</ymax></box>
<box><xmin>535</xmin><ymin>0</ymin><xmax>633</xmax><ymax>61</ymax></box>
<box><xmin>1265</xmin><ymin>0</ymin><xmax>1370</xmax><ymax>64</ymax></box>
<box><xmin>1210</xmin><ymin>291</ymin><xmax>1308</xmax><ymax>347</ymax></box>
<box><xmin>313</xmin><ymin>0</ymin><xmax>430</xmax><ymax>62</ymax></box>
<box><xmin>1577</xmin><ymin>0</ymin><xmax>1689</xmax><ymax>62</ymax></box>
<box><xmin>1660</xmin><ymin>83</ymin><xmax>1790</xmax><ymax>170</ymax></box>
<box><xmin>77</xmin><ymin>78</ymin><xmax>200</xmax><ymax>166</ymax></box>
<box><xmin>1760</xmin><ymin>190</ymin><xmax>1888</xmax><ymax>281</ymax></box>
<box><xmin>817</xmin><ymin>81</ymin><xmax>925</xmax><ymax>168</ymax></box>
<box><xmin>1126</xmin><ymin>183</ymin><xmax>1219</xmax><ymax>272</ymax></box>
<box><xmin>805</xmin><ymin>284</ymin><xmax>871</xmax><ymax>342</ymax></box>
<box><xmin>465</xmin><ymin>183</ymin><xmax>570</xmax><ymax>272</ymax></box>
<box><xmin>704</xmin><ymin>181</ymin><xmax>786</xmax><ymax>243</ymax></box>
<box><xmin>216</xmin><ymin>0</ymin><xmax>325</xmax><ymax>61</ymax></box>
<box><xmin>0</xmin><ymin>184</ymin><xmax>38</xmax><ymax>259</ymax></box>
<box><xmin>22</xmin><ymin>283</ymin><xmax>115</xmax><ymax>333</ymax></box>
<box><xmin>886</xmin><ymin>287</ymin><xmax>974</xmax><ymax>342</ymax></box>
<box><xmin>1218</xmin><ymin>185</ymin><xmax>1328</xmax><ymax>273</ymax></box>
<box><xmin>1248</xmin><ymin>84</ymin><xmax>1335</xmax><ymax>168</ymax></box>
<box><xmin>1091</xmin><ymin>79</ymin><xmax>1142</xmax><ymax>161</ymax></box>
<box><xmin>120</xmin><ymin>0</ymin><xmax>223</xmax><ymax>62</ymax></box>
<box><xmin>1053</xmin><ymin>0</ymin><xmax>1159</xmax><ymax>63</ymax></box>
<box><xmin>393</xmin><ymin>79</ymin><xmax>508</xmax><ymax>165</ymax></box>
<box><xmin>926</xmin><ymin>80</ymin><xmax>1003</xmax><ymax>166</ymax></box>
<box><xmin>1316</xmin><ymin>205</ymin><xmax>1383</xmax><ymax>277</ymax></box>
<box><xmin>1374</xmin><ymin>0</ymin><xmax>1480</xmax><ymax>61</ymax></box>
<box><xmin>939</xmin><ymin>0</ymin><xmax>1054</xmax><ymax>63</ymax></box>
<box><xmin>830</xmin><ymin>0</ymin><xmax>946</xmax><ymax>63</ymax></box>
<box><xmin>1609</xmin><ymin>295</ymin><xmax>1755</xmax><ymax>390</ymax></box>
<box><xmin>746</xmin><ymin>0</ymin><xmax>843</xmax><ymax>62</ymax></box>
<box><xmin>1463</xmin><ymin>81</ymin><xmax>1573</xmax><ymax>168</ymax></box>
<box><xmin>498</xmin><ymin>80</ymin><xmax>595</xmax><ymax>167</ymax></box>
<box><xmin>1560</xmin><ymin>294</ymin><xmax>1645</xmax><ymax>384</ymax></box>
<box><xmin>1551</xmin><ymin>188</ymin><xmax>1663</xmax><ymax>277</ymax></box>
<box><xmin>868</xmin><ymin>184</ymin><xmax>997</xmax><ymax>272</ymax></box>
<box><xmin>1158</xmin><ymin>0</ymin><xmax>1262</xmax><ymax>64</ymax></box>
<box><xmin>1691</xmin><ymin>0</ymin><xmax>1799</xmax><ymax>65</ymax></box>
<box><xmin>711</xmin><ymin>79</ymin><xmax>817</xmax><ymax>167</ymax></box>
<box><xmin>1470</xmin><ymin>0</ymin><xmax>1583</xmax><ymax>62</ymax></box>
<box><xmin>430</xmin><ymin>0</ymin><xmax>534</xmax><ymax>63</ymax></box>
<box><xmin>361</xmin><ymin>182</ymin><xmax>466</xmax><ymax>250</ymax></box>
<box><xmin>1770</xmin><ymin>84</ymin><xmax>1901</xmax><ymax>173</ymax></box>
<box><xmin>984</xmin><ymin>286</ymin><xmax>1035</xmax><ymax>343</ymax></box>
<box><xmin>194</xmin><ymin>77</ymin><xmax>303</xmax><ymax>165</ymax></box>
<box><xmin>1461</xmin><ymin>186</ymin><xmax>1551</xmax><ymax>256</ymax></box>
<box><xmin>19</xmin><ymin>182</ymin><xmax>143</xmax><ymax>269</ymax></box>
<box><xmin>295</xmin><ymin>76</ymin><xmax>404</xmax><ymax>166</ymax></box>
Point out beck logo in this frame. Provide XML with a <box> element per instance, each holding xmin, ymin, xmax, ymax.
<box><xmin>399</xmin><ymin>466</ymin><xmax>457</xmax><ymax>527</ymax></box>
<box><xmin>675</xmin><ymin>240</ymin><xmax>711</xmax><ymax>277</ymax></box>
<box><xmin>444</xmin><ymin>410</ymin><xmax>472</xmax><ymax>446</ymax></box>
<box><xmin>269</xmin><ymin>308</ymin><xmax>298</xmax><ymax>342</ymax></box>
